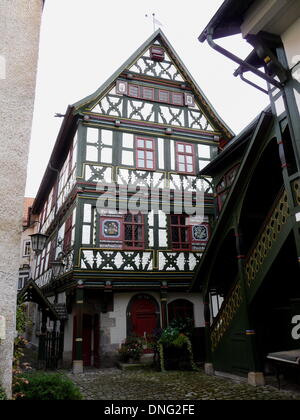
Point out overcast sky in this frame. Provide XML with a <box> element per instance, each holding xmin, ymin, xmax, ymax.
<box><xmin>25</xmin><ymin>0</ymin><xmax>270</xmax><ymax>197</ymax></box>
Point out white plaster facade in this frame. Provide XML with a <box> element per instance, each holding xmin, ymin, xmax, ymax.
<box><xmin>99</xmin><ymin>291</ymin><xmax>204</xmax><ymax>365</ymax></box>
<box><xmin>0</xmin><ymin>0</ymin><xmax>42</xmax><ymax>397</ymax></box>
<box><xmin>56</xmin><ymin>290</ymin><xmax>204</xmax><ymax>368</ymax></box>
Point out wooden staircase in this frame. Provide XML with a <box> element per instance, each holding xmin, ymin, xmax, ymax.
<box><xmin>210</xmin><ymin>186</ymin><xmax>291</xmax><ymax>356</ymax></box>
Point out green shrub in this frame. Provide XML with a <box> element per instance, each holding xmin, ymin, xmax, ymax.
<box><xmin>13</xmin><ymin>372</ymin><xmax>82</xmax><ymax>400</ymax></box>
<box><xmin>0</xmin><ymin>385</ymin><xmax>7</xmax><ymax>400</ymax></box>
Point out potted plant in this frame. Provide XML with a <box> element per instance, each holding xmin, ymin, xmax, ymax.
<box><xmin>118</xmin><ymin>336</ymin><xmax>144</xmax><ymax>363</ymax></box>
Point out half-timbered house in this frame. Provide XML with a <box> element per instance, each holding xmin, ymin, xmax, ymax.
<box><xmin>26</xmin><ymin>29</ymin><xmax>233</xmax><ymax>372</ymax></box>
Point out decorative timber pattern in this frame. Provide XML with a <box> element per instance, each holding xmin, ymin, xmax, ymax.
<box><xmin>210</xmin><ymin>281</ymin><xmax>242</xmax><ymax>351</ymax></box>
<box><xmin>245</xmin><ymin>189</ymin><xmax>290</xmax><ymax>287</ymax></box>
<box><xmin>80</xmin><ymin>249</ymin><xmax>201</xmax><ymax>272</ymax></box>
<box><xmin>158</xmin><ymin>251</ymin><xmax>201</xmax><ymax>271</ymax></box>
<box><xmin>168</xmin><ymin>173</ymin><xmax>204</xmax><ymax>192</ymax></box>
<box><xmin>117</xmin><ymin>168</ymin><xmax>165</xmax><ymax>189</ymax></box>
<box><xmin>84</xmin><ymin>165</ymin><xmax>113</xmax><ymax>183</ymax></box>
<box><xmin>291</xmin><ymin>178</ymin><xmax>300</xmax><ymax>207</ymax></box>
<box><xmin>92</xmin><ymin>92</ymin><xmax>212</xmax><ymax>130</ymax></box>
<box><xmin>129</xmin><ymin>55</ymin><xmax>184</xmax><ymax>82</ymax></box>
<box><xmin>81</xmin><ymin>249</ymin><xmax>153</xmax><ymax>271</ymax></box>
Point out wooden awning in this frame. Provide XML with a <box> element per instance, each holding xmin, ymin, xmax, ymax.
<box><xmin>18</xmin><ymin>280</ymin><xmax>67</xmax><ymax>321</ymax></box>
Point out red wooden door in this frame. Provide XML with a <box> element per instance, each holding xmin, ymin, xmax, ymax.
<box><xmin>131</xmin><ymin>297</ymin><xmax>157</xmax><ymax>337</ymax></box>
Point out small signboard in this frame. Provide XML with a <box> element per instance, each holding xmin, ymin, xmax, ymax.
<box><xmin>0</xmin><ymin>315</ymin><xmax>6</xmax><ymax>340</ymax></box>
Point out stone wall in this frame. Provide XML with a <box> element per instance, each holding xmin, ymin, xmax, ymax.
<box><xmin>0</xmin><ymin>0</ymin><xmax>42</xmax><ymax>398</ymax></box>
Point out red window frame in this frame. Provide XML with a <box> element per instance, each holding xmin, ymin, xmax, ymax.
<box><xmin>135</xmin><ymin>137</ymin><xmax>156</xmax><ymax>171</ymax></box>
<box><xmin>176</xmin><ymin>142</ymin><xmax>195</xmax><ymax>174</ymax></box>
<box><xmin>123</xmin><ymin>213</ymin><xmax>145</xmax><ymax>250</ymax></box>
<box><xmin>170</xmin><ymin>215</ymin><xmax>191</xmax><ymax>251</ymax></box>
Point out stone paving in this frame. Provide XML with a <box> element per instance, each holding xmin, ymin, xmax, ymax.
<box><xmin>66</xmin><ymin>368</ymin><xmax>300</xmax><ymax>400</ymax></box>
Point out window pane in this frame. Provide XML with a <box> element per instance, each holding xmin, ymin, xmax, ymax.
<box><xmin>137</xmin><ymin>139</ymin><xmax>144</xmax><ymax>148</ymax></box>
<box><xmin>87</xmin><ymin>127</ymin><xmax>99</xmax><ymax>144</ymax></box>
<box><xmin>172</xmin><ymin>93</ymin><xmax>183</xmax><ymax>105</ymax></box>
<box><xmin>101</xmin><ymin>147</ymin><xmax>112</xmax><ymax>163</ymax></box>
<box><xmin>147</xmin><ymin>160</ymin><xmax>154</xmax><ymax>169</ymax></box>
<box><xmin>138</xmin><ymin>159</ymin><xmax>145</xmax><ymax>167</ymax></box>
<box><xmin>145</xmin><ymin>140</ymin><xmax>152</xmax><ymax>149</ymax></box>
<box><xmin>179</xmin><ymin>163</ymin><xmax>185</xmax><ymax>171</ymax></box>
<box><xmin>123</xmin><ymin>134</ymin><xmax>134</xmax><ymax>148</ymax></box>
<box><xmin>198</xmin><ymin>144</ymin><xmax>211</xmax><ymax>158</ymax></box>
<box><xmin>187</xmin><ymin>164</ymin><xmax>193</xmax><ymax>173</ymax></box>
<box><xmin>146</xmin><ymin>151</ymin><xmax>153</xmax><ymax>159</ymax></box>
<box><xmin>134</xmin><ymin>225</ymin><xmax>142</xmax><ymax>240</ymax></box>
<box><xmin>142</xmin><ymin>88</ymin><xmax>153</xmax><ymax>100</ymax></box>
<box><xmin>101</xmin><ymin>130</ymin><xmax>113</xmax><ymax>145</ymax></box>
<box><xmin>159</xmin><ymin>90</ymin><xmax>169</xmax><ymax>102</ymax></box>
<box><xmin>125</xmin><ymin>226</ymin><xmax>132</xmax><ymax>240</ymax></box>
<box><xmin>178</xmin><ymin>155</ymin><xmax>185</xmax><ymax>163</ymax></box>
<box><xmin>125</xmin><ymin>214</ymin><xmax>132</xmax><ymax>222</ymax></box>
<box><xmin>86</xmin><ymin>145</ymin><xmax>98</xmax><ymax>161</ymax></box>
<box><xmin>177</xmin><ymin>144</ymin><xmax>184</xmax><ymax>152</ymax></box>
<box><xmin>185</xmin><ymin>145</ymin><xmax>192</xmax><ymax>153</ymax></box>
<box><xmin>122</xmin><ymin>150</ymin><xmax>134</xmax><ymax>165</ymax></box>
<box><xmin>186</xmin><ymin>156</ymin><xmax>193</xmax><ymax>164</ymax></box>
<box><xmin>138</xmin><ymin>150</ymin><xmax>145</xmax><ymax>158</ymax></box>
<box><xmin>129</xmin><ymin>85</ymin><xmax>139</xmax><ymax>97</ymax></box>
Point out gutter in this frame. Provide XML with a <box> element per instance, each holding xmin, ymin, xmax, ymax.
<box><xmin>204</xmin><ymin>27</ymin><xmax>283</xmax><ymax>90</ymax></box>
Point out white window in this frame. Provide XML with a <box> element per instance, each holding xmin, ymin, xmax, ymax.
<box><xmin>23</xmin><ymin>240</ymin><xmax>31</xmax><ymax>257</ymax></box>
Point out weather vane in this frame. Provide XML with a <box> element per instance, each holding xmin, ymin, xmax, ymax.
<box><xmin>145</xmin><ymin>13</ymin><xmax>163</xmax><ymax>32</ymax></box>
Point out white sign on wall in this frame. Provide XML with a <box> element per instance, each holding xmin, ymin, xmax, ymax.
<box><xmin>0</xmin><ymin>315</ymin><xmax>6</xmax><ymax>340</ymax></box>
<box><xmin>291</xmin><ymin>315</ymin><xmax>300</xmax><ymax>340</ymax></box>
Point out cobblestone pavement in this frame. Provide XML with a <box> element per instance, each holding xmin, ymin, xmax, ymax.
<box><xmin>66</xmin><ymin>368</ymin><xmax>300</xmax><ymax>400</ymax></box>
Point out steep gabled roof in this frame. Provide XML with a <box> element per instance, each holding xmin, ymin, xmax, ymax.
<box><xmin>73</xmin><ymin>29</ymin><xmax>233</xmax><ymax>139</ymax></box>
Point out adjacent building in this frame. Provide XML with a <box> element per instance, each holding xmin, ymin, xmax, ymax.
<box><xmin>24</xmin><ymin>29</ymin><xmax>233</xmax><ymax>372</ymax></box>
<box><xmin>192</xmin><ymin>0</ymin><xmax>300</xmax><ymax>385</ymax></box>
